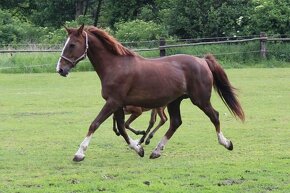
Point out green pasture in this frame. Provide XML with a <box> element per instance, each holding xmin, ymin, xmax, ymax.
<box><xmin>0</xmin><ymin>68</ymin><xmax>289</xmax><ymax>192</ymax></box>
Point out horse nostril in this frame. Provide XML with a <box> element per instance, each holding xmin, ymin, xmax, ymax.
<box><xmin>58</xmin><ymin>68</ymin><xmax>68</xmax><ymax>77</ymax></box>
<box><xmin>58</xmin><ymin>68</ymin><xmax>63</xmax><ymax>73</ymax></box>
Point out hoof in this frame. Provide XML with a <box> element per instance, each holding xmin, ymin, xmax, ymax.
<box><xmin>149</xmin><ymin>152</ymin><xmax>161</xmax><ymax>159</ymax></box>
<box><xmin>138</xmin><ymin>138</ymin><xmax>145</xmax><ymax>145</ymax></box>
<box><xmin>138</xmin><ymin>146</ymin><xmax>145</xmax><ymax>157</ymax></box>
<box><xmin>227</xmin><ymin>141</ymin><xmax>233</xmax><ymax>151</ymax></box>
<box><xmin>145</xmin><ymin>139</ymin><xmax>151</xmax><ymax>145</ymax></box>
<box><xmin>73</xmin><ymin>155</ymin><xmax>85</xmax><ymax>162</ymax></box>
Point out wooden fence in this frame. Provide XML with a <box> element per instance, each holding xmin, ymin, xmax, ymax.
<box><xmin>1</xmin><ymin>32</ymin><xmax>289</xmax><ymax>58</ymax></box>
<box><xmin>158</xmin><ymin>32</ymin><xmax>290</xmax><ymax>58</ymax></box>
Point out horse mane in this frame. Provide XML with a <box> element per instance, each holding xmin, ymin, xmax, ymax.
<box><xmin>86</xmin><ymin>26</ymin><xmax>136</xmax><ymax>56</ymax></box>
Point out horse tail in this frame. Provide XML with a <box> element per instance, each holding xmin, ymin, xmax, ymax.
<box><xmin>205</xmin><ymin>54</ymin><xmax>245</xmax><ymax>122</ymax></box>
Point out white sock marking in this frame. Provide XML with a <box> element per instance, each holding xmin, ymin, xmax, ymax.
<box><xmin>128</xmin><ymin>137</ymin><xmax>141</xmax><ymax>152</ymax></box>
<box><xmin>75</xmin><ymin>135</ymin><xmax>92</xmax><ymax>158</ymax></box>
<box><xmin>217</xmin><ymin>132</ymin><xmax>230</xmax><ymax>148</ymax></box>
<box><xmin>153</xmin><ymin>136</ymin><xmax>168</xmax><ymax>154</ymax></box>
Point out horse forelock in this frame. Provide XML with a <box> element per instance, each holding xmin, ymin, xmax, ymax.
<box><xmin>86</xmin><ymin>26</ymin><xmax>136</xmax><ymax>57</ymax></box>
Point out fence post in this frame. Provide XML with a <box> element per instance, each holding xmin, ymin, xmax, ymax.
<box><xmin>260</xmin><ymin>32</ymin><xmax>267</xmax><ymax>58</ymax></box>
<box><xmin>159</xmin><ymin>37</ymin><xmax>166</xmax><ymax>57</ymax></box>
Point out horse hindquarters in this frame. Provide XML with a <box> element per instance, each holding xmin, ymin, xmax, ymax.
<box><xmin>184</xmin><ymin>55</ymin><xmax>240</xmax><ymax>151</ymax></box>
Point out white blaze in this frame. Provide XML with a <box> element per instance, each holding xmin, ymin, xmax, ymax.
<box><xmin>56</xmin><ymin>37</ymin><xmax>70</xmax><ymax>72</ymax></box>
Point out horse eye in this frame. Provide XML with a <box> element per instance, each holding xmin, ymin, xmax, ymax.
<box><xmin>69</xmin><ymin>44</ymin><xmax>75</xmax><ymax>48</ymax></box>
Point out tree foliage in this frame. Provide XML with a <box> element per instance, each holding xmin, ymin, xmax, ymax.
<box><xmin>114</xmin><ymin>19</ymin><xmax>168</xmax><ymax>41</ymax></box>
<box><xmin>248</xmin><ymin>0</ymin><xmax>290</xmax><ymax>35</ymax></box>
<box><xmin>0</xmin><ymin>9</ymin><xmax>49</xmax><ymax>44</ymax></box>
<box><xmin>0</xmin><ymin>0</ymin><xmax>290</xmax><ymax>44</ymax></box>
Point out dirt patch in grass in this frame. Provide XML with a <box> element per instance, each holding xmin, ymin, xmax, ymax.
<box><xmin>217</xmin><ymin>177</ymin><xmax>245</xmax><ymax>186</ymax></box>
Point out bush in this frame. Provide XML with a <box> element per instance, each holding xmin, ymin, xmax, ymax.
<box><xmin>114</xmin><ymin>19</ymin><xmax>168</xmax><ymax>42</ymax></box>
<box><xmin>41</xmin><ymin>17</ymin><xmax>94</xmax><ymax>44</ymax></box>
<box><xmin>0</xmin><ymin>9</ymin><xmax>50</xmax><ymax>44</ymax></box>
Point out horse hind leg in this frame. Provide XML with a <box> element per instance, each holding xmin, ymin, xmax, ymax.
<box><xmin>125</xmin><ymin>111</ymin><xmax>146</xmax><ymax>135</ymax></box>
<box><xmin>112</xmin><ymin>115</ymin><xmax>120</xmax><ymax>136</ymax></box>
<box><xmin>197</xmin><ymin>102</ymin><xmax>233</xmax><ymax>150</ymax></box>
<box><xmin>139</xmin><ymin>109</ymin><xmax>157</xmax><ymax>144</ymax></box>
<box><xmin>145</xmin><ymin>107</ymin><xmax>167</xmax><ymax>145</ymax></box>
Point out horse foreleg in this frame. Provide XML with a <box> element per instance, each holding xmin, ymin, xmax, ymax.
<box><xmin>150</xmin><ymin>99</ymin><xmax>182</xmax><ymax>159</ymax></box>
<box><xmin>145</xmin><ymin>107</ymin><xmax>167</xmax><ymax>145</ymax></box>
<box><xmin>114</xmin><ymin>108</ymin><xmax>144</xmax><ymax>157</ymax></box>
<box><xmin>73</xmin><ymin>100</ymin><xmax>118</xmax><ymax>162</ymax></box>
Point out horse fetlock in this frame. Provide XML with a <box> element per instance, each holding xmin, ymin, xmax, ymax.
<box><xmin>145</xmin><ymin>138</ymin><xmax>151</xmax><ymax>145</ymax></box>
<box><xmin>150</xmin><ymin>148</ymin><xmax>161</xmax><ymax>159</ymax></box>
<box><xmin>217</xmin><ymin>132</ymin><xmax>233</xmax><ymax>149</ymax></box>
<box><xmin>129</xmin><ymin>143</ymin><xmax>144</xmax><ymax>157</ymax></box>
<box><xmin>80</xmin><ymin>144</ymin><xmax>88</xmax><ymax>151</ymax></box>
<box><xmin>137</xmin><ymin>130</ymin><xmax>146</xmax><ymax>135</ymax></box>
<box><xmin>138</xmin><ymin>137</ymin><xmax>145</xmax><ymax>145</ymax></box>
<box><xmin>148</xmin><ymin>133</ymin><xmax>154</xmax><ymax>139</ymax></box>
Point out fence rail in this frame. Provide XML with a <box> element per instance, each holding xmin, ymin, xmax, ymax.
<box><xmin>0</xmin><ymin>32</ymin><xmax>287</xmax><ymax>58</ymax></box>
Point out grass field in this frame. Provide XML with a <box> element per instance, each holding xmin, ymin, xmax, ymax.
<box><xmin>0</xmin><ymin>68</ymin><xmax>289</xmax><ymax>193</ymax></box>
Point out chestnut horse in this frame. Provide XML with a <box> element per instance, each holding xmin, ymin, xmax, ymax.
<box><xmin>112</xmin><ymin>106</ymin><xmax>167</xmax><ymax>145</ymax></box>
<box><xmin>56</xmin><ymin>25</ymin><xmax>244</xmax><ymax>162</ymax></box>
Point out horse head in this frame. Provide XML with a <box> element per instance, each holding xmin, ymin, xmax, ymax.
<box><xmin>56</xmin><ymin>24</ymin><xmax>88</xmax><ymax>77</ymax></box>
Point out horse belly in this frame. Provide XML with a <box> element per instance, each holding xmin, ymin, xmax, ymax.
<box><xmin>125</xmin><ymin>95</ymin><xmax>177</xmax><ymax>108</ymax></box>
<box><xmin>125</xmin><ymin>73</ymin><xmax>186</xmax><ymax>108</ymax></box>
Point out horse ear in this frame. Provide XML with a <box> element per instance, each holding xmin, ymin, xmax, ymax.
<box><xmin>78</xmin><ymin>24</ymin><xmax>85</xmax><ymax>35</ymax></box>
<box><xmin>64</xmin><ymin>25</ymin><xmax>72</xmax><ymax>35</ymax></box>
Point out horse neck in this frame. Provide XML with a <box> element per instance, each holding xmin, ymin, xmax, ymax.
<box><xmin>86</xmin><ymin>37</ymin><xmax>118</xmax><ymax>80</ymax></box>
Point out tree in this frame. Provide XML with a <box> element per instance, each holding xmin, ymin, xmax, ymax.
<box><xmin>103</xmin><ymin>0</ymin><xmax>164</xmax><ymax>29</ymax></box>
<box><xmin>75</xmin><ymin>0</ymin><xmax>89</xmax><ymax>19</ymax></box>
<box><xmin>248</xmin><ymin>0</ymin><xmax>290</xmax><ymax>35</ymax></box>
<box><xmin>0</xmin><ymin>9</ymin><xmax>48</xmax><ymax>44</ymax></box>
<box><xmin>93</xmin><ymin>0</ymin><xmax>103</xmax><ymax>26</ymax></box>
<box><xmin>29</xmin><ymin>0</ymin><xmax>76</xmax><ymax>27</ymax></box>
<box><xmin>114</xmin><ymin>19</ymin><xmax>168</xmax><ymax>41</ymax></box>
<box><xmin>164</xmin><ymin>0</ymin><xmax>252</xmax><ymax>38</ymax></box>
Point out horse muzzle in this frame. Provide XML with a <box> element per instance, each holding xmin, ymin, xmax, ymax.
<box><xmin>57</xmin><ymin>68</ymin><xmax>69</xmax><ymax>77</ymax></box>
